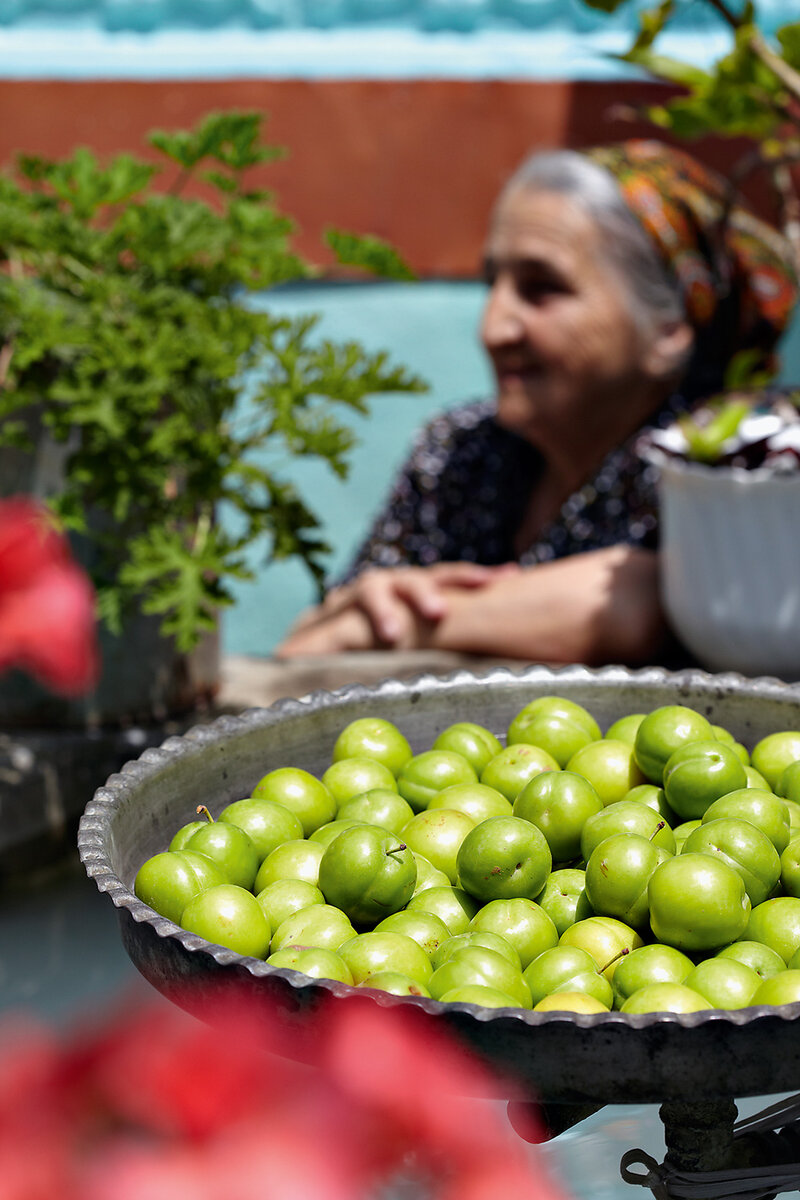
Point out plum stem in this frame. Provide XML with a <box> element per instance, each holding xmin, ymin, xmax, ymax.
<box><xmin>196</xmin><ymin>804</ymin><xmax>215</xmax><ymax>822</ymax></box>
<box><xmin>599</xmin><ymin>946</ymin><xmax>630</xmax><ymax>974</ymax></box>
<box><xmin>649</xmin><ymin>821</ymin><xmax>666</xmax><ymax>841</ymax></box>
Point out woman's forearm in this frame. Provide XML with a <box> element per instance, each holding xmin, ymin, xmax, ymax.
<box><xmin>416</xmin><ymin>546</ymin><xmax>669</xmax><ymax>665</ymax></box>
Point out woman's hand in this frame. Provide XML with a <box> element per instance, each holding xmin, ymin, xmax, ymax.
<box><xmin>274</xmin><ymin>561</ymin><xmax>519</xmax><ymax>657</ymax></box>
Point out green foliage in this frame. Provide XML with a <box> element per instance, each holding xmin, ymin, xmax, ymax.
<box><xmin>0</xmin><ymin>111</ymin><xmax>426</xmax><ymax>651</ymax></box>
<box><xmin>325</xmin><ymin>228</ymin><xmax>418</xmax><ymax>281</ymax></box>
<box><xmin>678</xmin><ymin>398</ymin><xmax>752</xmax><ymax>462</ymax></box>
<box><xmin>596</xmin><ymin>0</ymin><xmax>800</xmax><ymax>152</ymax></box>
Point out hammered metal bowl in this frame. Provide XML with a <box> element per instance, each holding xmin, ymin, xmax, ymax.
<box><xmin>78</xmin><ymin>664</ymin><xmax>800</xmax><ymax>1106</ymax></box>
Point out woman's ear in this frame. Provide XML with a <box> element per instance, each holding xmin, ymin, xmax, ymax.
<box><xmin>644</xmin><ymin>320</ymin><xmax>695</xmax><ymax>383</ymax></box>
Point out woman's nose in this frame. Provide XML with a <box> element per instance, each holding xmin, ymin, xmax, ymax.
<box><xmin>481</xmin><ymin>279</ymin><xmax>525</xmax><ymax>348</ymax></box>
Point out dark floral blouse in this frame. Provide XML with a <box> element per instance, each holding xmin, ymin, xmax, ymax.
<box><xmin>339</xmin><ymin>393</ymin><xmax>694</xmax><ymax>583</ymax></box>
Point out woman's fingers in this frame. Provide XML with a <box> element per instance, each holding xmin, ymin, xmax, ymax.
<box><xmin>354</xmin><ymin>563</ymin><xmax>519</xmax><ymax>641</ymax></box>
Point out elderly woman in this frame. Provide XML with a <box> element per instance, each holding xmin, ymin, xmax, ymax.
<box><xmin>276</xmin><ymin>140</ymin><xmax>797</xmax><ymax>665</ymax></box>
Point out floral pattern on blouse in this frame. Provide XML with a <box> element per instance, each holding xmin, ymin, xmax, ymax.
<box><xmin>338</xmin><ymin>393</ymin><xmax>694</xmax><ymax>583</ymax></box>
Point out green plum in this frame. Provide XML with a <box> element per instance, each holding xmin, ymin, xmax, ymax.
<box><xmin>684</xmin><ymin>959</ymin><xmax>761</xmax><ymax>1009</ymax></box>
<box><xmin>428</xmin><ymin>945</ymin><xmax>532</xmax><ymax>1008</ymax></box>
<box><xmin>185</xmin><ymin>819</ymin><xmax>260</xmax><ymax>891</ymax></box>
<box><xmin>331</xmin><ymin>717</ymin><xmax>412</xmax><ymax>777</ymax></box>
<box><xmin>580</xmin><ymin>801</ymin><xmax>675</xmax><ymax>861</ymax></box>
<box><xmin>397</xmin><ymin>750</ymin><xmax>477</xmax><ymax>812</ymax></box>
<box><xmin>267</xmin><ymin>946</ymin><xmax>354</xmax><ymax>985</ymax></box>
<box><xmin>479</xmin><ymin>743</ymin><xmax>559</xmax><ymax>803</ymax></box>
<box><xmin>534</xmin><ymin>868</ymin><xmax>593</xmax><ymax>936</ymax></box>
<box><xmin>672</xmin><ymin>819</ymin><xmax>701</xmax><ymax>852</ymax></box>
<box><xmin>321</xmin><ymin>756</ymin><xmax>398</xmax><ymax>804</ymax></box>
<box><xmin>648</xmin><ymin>853</ymin><xmax>751</xmax><ymax>953</ymax></box>
<box><xmin>663</xmin><ymin>740</ymin><xmax>748</xmax><ymax>820</ymax></box>
<box><xmin>401</xmin><ymin>808</ymin><xmax>476</xmax><ymax>884</ymax></box>
<box><xmin>308</xmin><ymin>819</ymin><xmax>363</xmax><ymax>848</ymax></box>
<box><xmin>134</xmin><ymin>849</ymin><xmax>226</xmax><ymax>925</ymax></box>
<box><xmin>427</xmin><ymin>782</ymin><xmax>512</xmax><ymax>823</ymax></box>
<box><xmin>255</xmin><ymin>878</ymin><xmax>325</xmax><ymax>930</ymax></box>
<box><xmin>253</xmin><ymin>838</ymin><xmax>325</xmax><ymax>892</ymax></box>
<box><xmin>251</xmin><ymin>767</ymin><xmax>336</xmax><ymax>837</ymax></box>
<box><xmin>469</xmin><ymin>897</ymin><xmax>558</xmax><ymax>968</ymax></box>
<box><xmin>405</xmin><ymin>885</ymin><xmax>480</xmax><ymax>934</ymax></box>
<box><xmin>523</xmin><ymin>945</ymin><xmax>613</xmax><ymax>1009</ymax></box>
<box><xmin>745</xmin><ymin>897</ymin><xmax>800</xmax><ymax>964</ymax></box>
<box><xmin>217</xmin><ymin>797</ymin><xmax>304</xmax><ymax>861</ymax></box>
<box><xmin>633</xmin><ymin>705</ymin><xmax>714</xmax><ymax>784</ymax></box>
<box><xmin>701</xmin><ymin>789</ymin><xmax>791</xmax><ymax>855</ymax></box>
<box><xmin>534</xmin><ymin>992</ymin><xmax>609</xmax><ymax>1014</ymax></box>
<box><xmin>506</xmin><ymin>709</ymin><xmax>598</xmax><ymax>768</ymax></box>
<box><xmin>781</xmin><ymin>837</ymin><xmax>800</xmax><ymax>897</ymax></box>
<box><xmin>622</xmin><ymin>784</ymin><xmax>678</xmax><ymax>825</ymax></box>
<box><xmin>559</xmin><ymin>916</ymin><xmax>643</xmax><ymax>980</ymax></box>
<box><xmin>180</xmin><ymin>883</ymin><xmax>271</xmax><ymax>959</ymax></box>
<box><xmin>318</xmin><ymin>824</ymin><xmax>416</xmax><ymax>926</ymax></box>
<box><xmin>360</xmin><ymin>972</ymin><xmax>432</xmax><ymax>998</ymax></box>
<box><xmin>168</xmin><ymin>819</ymin><xmax>206</xmax><ymax>851</ymax></box>
<box><xmin>439</xmin><ymin>984</ymin><xmax>521</xmax><ymax>1009</ymax></box>
<box><xmin>409</xmin><ymin>852</ymin><xmax>450</xmax><ymax>896</ymax></box>
<box><xmin>611</xmin><ymin>943</ymin><xmax>694</xmax><ymax>1008</ymax></box>
<box><xmin>270</xmin><ymin>903</ymin><xmax>356</xmax><ymax>952</ymax></box>
<box><xmin>432</xmin><ymin>930</ymin><xmax>521</xmax><ymax>972</ymax></box>
<box><xmin>513</xmin><ymin>770</ymin><xmax>603</xmax><ymax>863</ymax></box>
<box><xmin>374</xmin><ymin>910</ymin><xmax>451</xmax><ymax>959</ymax></box>
<box><xmin>507</xmin><ymin>697</ymin><xmax>601</xmax><ymax>743</ymax></box>
<box><xmin>604</xmin><ymin>713</ymin><xmax>645</xmax><ymax>745</ymax></box>
<box><xmin>683</xmin><ymin>818</ymin><xmax>780</xmax><ymax>907</ymax></box>
<box><xmin>584</xmin><ymin>833</ymin><xmax>670</xmax><ymax>929</ymax></box>
<box><xmin>338</xmin><ymin>931</ymin><xmax>434</xmax><ymax>986</ymax></box>
<box><xmin>715</xmin><ymin>940</ymin><xmax>787</xmax><ymax>981</ymax></box>
<box><xmin>336</xmin><ymin>788</ymin><xmax>415</xmax><ymax>835</ymax></box>
<box><xmin>432</xmin><ymin>722</ymin><xmax>503</xmax><ymax>774</ymax></box>
<box><xmin>778</xmin><ymin>761</ymin><xmax>800</xmax><ymax>804</ymax></box>
<box><xmin>752</xmin><ymin>970</ymin><xmax>800</xmax><ymax>1007</ymax></box>
<box><xmin>566</xmin><ymin>739</ymin><xmax>645</xmax><ymax>806</ymax></box>
<box><xmin>621</xmin><ymin>983</ymin><xmax>713</xmax><ymax>1014</ymax></box>
<box><xmin>456</xmin><ymin>816</ymin><xmax>552</xmax><ymax>902</ymax></box>
<box><xmin>751</xmin><ymin>732</ymin><xmax>800</xmax><ymax>791</ymax></box>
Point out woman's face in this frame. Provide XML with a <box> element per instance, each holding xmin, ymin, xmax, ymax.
<box><xmin>480</xmin><ymin>186</ymin><xmax>669</xmax><ymax>456</ymax></box>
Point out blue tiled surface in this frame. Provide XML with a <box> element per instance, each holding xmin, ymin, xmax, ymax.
<box><xmin>0</xmin><ymin>1</ymin><xmax>767</xmax><ymax>79</ymax></box>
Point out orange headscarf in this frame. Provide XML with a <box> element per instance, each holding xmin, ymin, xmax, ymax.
<box><xmin>588</xmin><ymin>140</ymin><xmax>798</xmax><ymax>384</ymax></box>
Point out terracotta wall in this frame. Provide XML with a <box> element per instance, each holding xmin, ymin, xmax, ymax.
<box><xmin>0</xmin><ymin>78</ymin><xmax>770</xmax><ymax>276</ymax></box>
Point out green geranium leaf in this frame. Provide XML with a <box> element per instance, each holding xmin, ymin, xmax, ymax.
<box><xmin>325</xmin><ymin>228</ymin><xmax>417</xmax><ymax>281</ymax></box>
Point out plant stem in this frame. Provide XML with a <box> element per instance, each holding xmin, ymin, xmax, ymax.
<box><xmin>749</xmin><ymin>28</ymin><xmax>800</xmax><ymax>106</ymax></box>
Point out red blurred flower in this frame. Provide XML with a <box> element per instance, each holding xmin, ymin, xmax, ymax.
<box><xmin>0</xmin><ymin>496</ymin><xmax>99</xmax><ymax>694</ymax></box>
<box><xmin>0</xmin><ymin>992</ymin><xmax>570</xmax><ymax>1200</ymax></box>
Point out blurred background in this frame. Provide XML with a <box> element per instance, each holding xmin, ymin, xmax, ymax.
<box><xmin>4</xmin><ymin>0</ymin><xmax>800</xmax><ymax>655</ymax></box>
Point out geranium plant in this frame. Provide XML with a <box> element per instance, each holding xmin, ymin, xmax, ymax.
<box><xmin>0</xmin><ymin>111</ymin><xmax>425</xmax><ymax>652</ymax></box>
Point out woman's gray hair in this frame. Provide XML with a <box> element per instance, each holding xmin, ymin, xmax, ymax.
<box><xmin>501</xmin><ymin>149</ymin><xmax>687</xmax><ymax>342</ymax></box>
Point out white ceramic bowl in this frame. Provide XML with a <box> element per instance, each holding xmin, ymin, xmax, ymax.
<box><xmin>658</xmin><ymin>456</ymin><xmax>800</xmax><ymax>679</ymax></box>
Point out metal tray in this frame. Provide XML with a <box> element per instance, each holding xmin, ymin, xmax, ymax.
<box><xmin>78</xmin><ymin>663</ymin><xmax>800</xmax><ymax>1106</ymax></box>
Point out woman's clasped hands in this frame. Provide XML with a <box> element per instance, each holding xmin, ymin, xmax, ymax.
<box><xmin>276</xmin><ymin>561</ymin><xmax>521</xmax><ymax>656</ymax></box>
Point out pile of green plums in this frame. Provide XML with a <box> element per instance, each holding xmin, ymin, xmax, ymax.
<box><xmin>134</xmin><ymin>698</ymin><xmax>800</xmax><ymax>1015</ymax></box>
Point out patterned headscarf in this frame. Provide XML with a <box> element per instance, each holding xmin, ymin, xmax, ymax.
<box><xmin>587</xmin><ymin>140</ymin><xmax>798</xmax><ymax>387</ymax></box>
